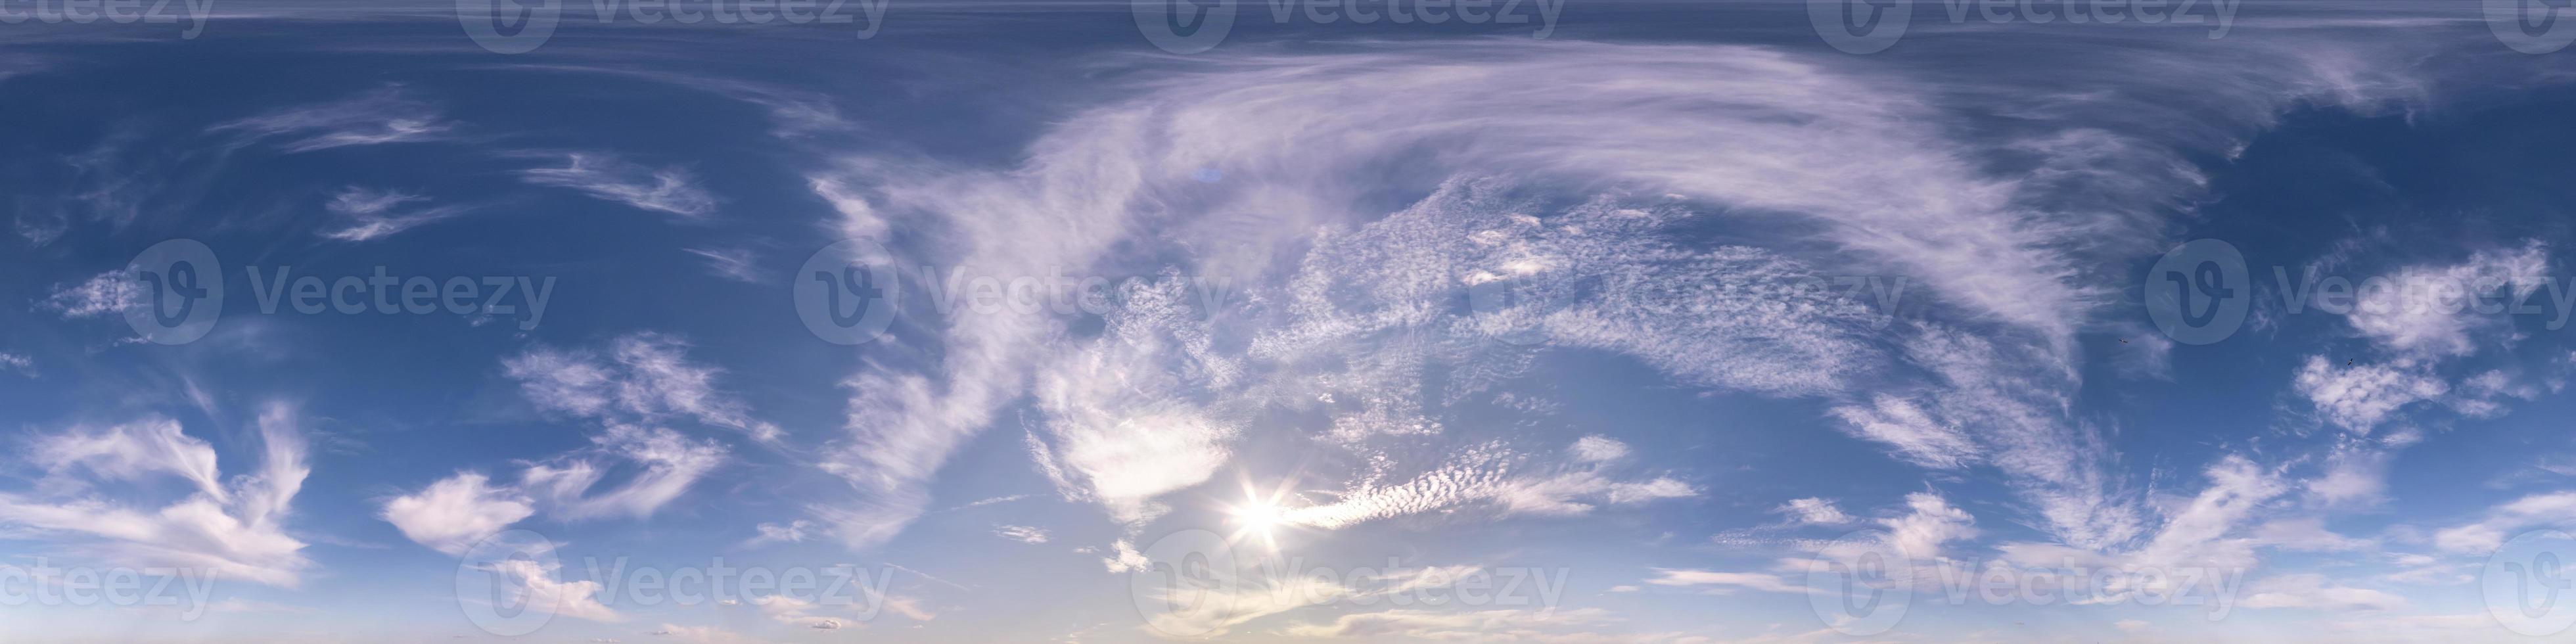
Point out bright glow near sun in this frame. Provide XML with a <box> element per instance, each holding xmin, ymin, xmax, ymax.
<box><xmin>1225</xmin><ymin>477</ymin><xmax>1302</xmax><ymax>551</ymax></box>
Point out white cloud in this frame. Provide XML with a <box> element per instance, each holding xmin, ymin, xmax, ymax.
<box><xmin>39</xmin><ymin>269</ymin><xmax>138</xmax><ymax>319</ymax></box>
<box><xmin>1776</xmin><ymin>497</ymin><xmax>1851</xmax><ymax>526</ymax></box>
<box><xmin>1278</xmin><ymin>607</ymin><xmax>1616</xmax><ymax>639</ymax></box>
<box><xmin>2341</xmin><ymin>242</ymin><xmax>2548</xmax><ymax>357</ymax></box>
<box><xmin>1828</xmin><ymin>394</ymin><xmax>1976</xmax><ymax>471</ymax></box>
<box><xmin>0</xmin><ymin>404</ymin><xmax>312</xmax><ymax>587</ymax></box>
<box><xmin>2253</xmin><ymin>517</ymin><xmax>2373</xmax><ymax>552</ymax></box>
<box><xmin>521</xmin><ymin>425</ymin><xmax>727</xmax><ymax>521</ymax></box>
<box><xmin>2293</xmin><ymin>356</ymin><xmax>2448</xmax><ymax>433</ymax></box>
<box><xmin>0</xmin><ymin>352</ymin><xmax>34</xmax><ymax>377</ymax></box>
<box><xmin>380</xmin><ymin>472</ymin><xmax>534</xmax><ymax>556</ymax></box>
<box><xmin>2433</xmin><ymin>491</ymin><xmax>2576</xmax><ymax>554</ymax></box>
<box><xmin>1645</xmin><ymin>569</ymin><xmax>1805</xmax><ymax>594</ymax></box>
<box><xmin>993</xmin><ymin>524</ymin><xmax>1049</xmax><ymax>543</ymax></box>
<box><xmin>318</xmin><ymin>187</ymin><xmax>473</xmax><ymax>242</ymax></box>
<box><xmin>1569</xmin><ymin>436</ymin><xmax>1630</xmax><ymax>463</ymax></box>
<box><xmin>505</xmin><ymin>333</ymin><xmax>783</xmax><ymax>444</ymax></box>
<box><xmin>649</xmin><ymin>624</ymin><xmax>756</xmax><ymax>644</ymax></box>
<box><xmin>1881</xmin><ymin>492</ymin><xmax>1978</xmax><ymax>560</ymax></box>
<box><xmin>483</xmin><ymin>557</ymin><xmax>621</xmax><ymax>623</ymax></box>
<box><xmin>1275</xmin><ymin>443</ymin><xmax>1695</xmax><ymax>530</ymax></box>
<box><xmin>518</xmin><ymin>152</ymin><xmax>717</xmax><ymax>218</ymax></box>
<box><xmin>683</xmin><ymin>247</ymin><xmax>761</xmax><ymax>283</ymax></box>
<box><xmin>2239</xmin><ymin>573</ymin><xmax>2406</xmax><ymax>611</ymax></box>
<box><xmin>29</xmin><ymin>417</ymin><xmax>227</xmax><ymax>501</ymax></box>
<box><xmin>744</xmin><ymin>518</ymin><xmax>814</xmax><ymax>547</ymax></box>
<box><xmin>210</xmin><ymin>85</ymin><xmax>452</xmax><ymax>152</ymax></box>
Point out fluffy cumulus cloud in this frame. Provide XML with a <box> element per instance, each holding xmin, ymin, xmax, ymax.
<box><xmin>2340</xmin><ymin>242</ymin><xmax>2548</xmax><ymax>357</ymax></box>
<box><xmin>381</xmin><ymin>472</ymin><xmax>534</xmax><ymax>556</ymax></box>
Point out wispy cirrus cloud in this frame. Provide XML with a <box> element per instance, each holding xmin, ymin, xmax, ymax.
<box><xmin>317</xmin><ymin>187</ymin><xmax>475</xmax><ymax>242</ymax></box>
<box><xmin>682</xmin><ymin>247</ymin><xmax>761</xmax><ymax>283</ymax></box>
<box><xmin>517</xmin><ymin>152</ymin><xmax>717</xmax><ymax>218</ymax></box>
<box><xmin>503</xmin><ymin>332</ymin><xmax>783</xmax><ymax>444</ymax></box>
<box><xmin>210</xmin><ymin>85</ymin><xmax>453</xmax><ymax>153</ymax></box>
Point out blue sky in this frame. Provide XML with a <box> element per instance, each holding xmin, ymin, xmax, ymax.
<box><xmin>10</xmin><ymin>1</ymin><xmax>2576</xmax><ymax>642</ymax></box>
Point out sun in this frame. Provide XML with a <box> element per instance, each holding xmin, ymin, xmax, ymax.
<box><xmin>1224</xmin><ymin>477</ymin><xmax>1302</xmax><ymax>551</ymax></box>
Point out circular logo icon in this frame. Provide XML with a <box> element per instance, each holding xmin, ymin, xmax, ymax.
<box><xmin>1134</xmin><ymin>0</ymin><xmax>1236</xmax><ymax>55</ymax></box>
<box><xmin>124</xmin><ymin>239</ymin><xmax>223</xmax><ymax>346</ymax></box>
<box><xmin>2485</xmin><ymin>529</ymin><xmax>2576</xmax><ymax>636</ymax></box>
<box><xmin>455</xmin><ymin>529</ymin><xmax>565</xmax><ymax>636</ymax></box>
<box><xmin>794</xmin><ymin>239</ymin><xmax>901</xmax><ymax>345</ymax></box>
<box><xmin>1808</xmin><ymin>0</ymin><xmax>1911</xmax><ymax>55</ymax></box>
<box><xmin>2487</xmin><ymin>0</ymin><xmax>2576</xmax><ymax>54</ymax></box>
<box><xmin>457</xmin><ymin>0</ymin><xmax>562</xmax><ymax>55</ymax></box>
<box><xmin>1128</xmin><ymin>529</ymin><xmax>1239</xmax><ymax>638</ymax></box>
<box><xmin>2144</xmin><ymin>239</ymin><xmax>2249</xmax><ymax>346</ymax></box>
<box><xmin>1806</xmin><ymin>529</ymin><xmax>1911</xmax><ymax>635</ymax></box>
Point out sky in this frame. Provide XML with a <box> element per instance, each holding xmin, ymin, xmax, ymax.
<box><xmin>10</xmin><ymin>0</ymin><xmax>2576</xmax><ymax>642</ymax></box>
